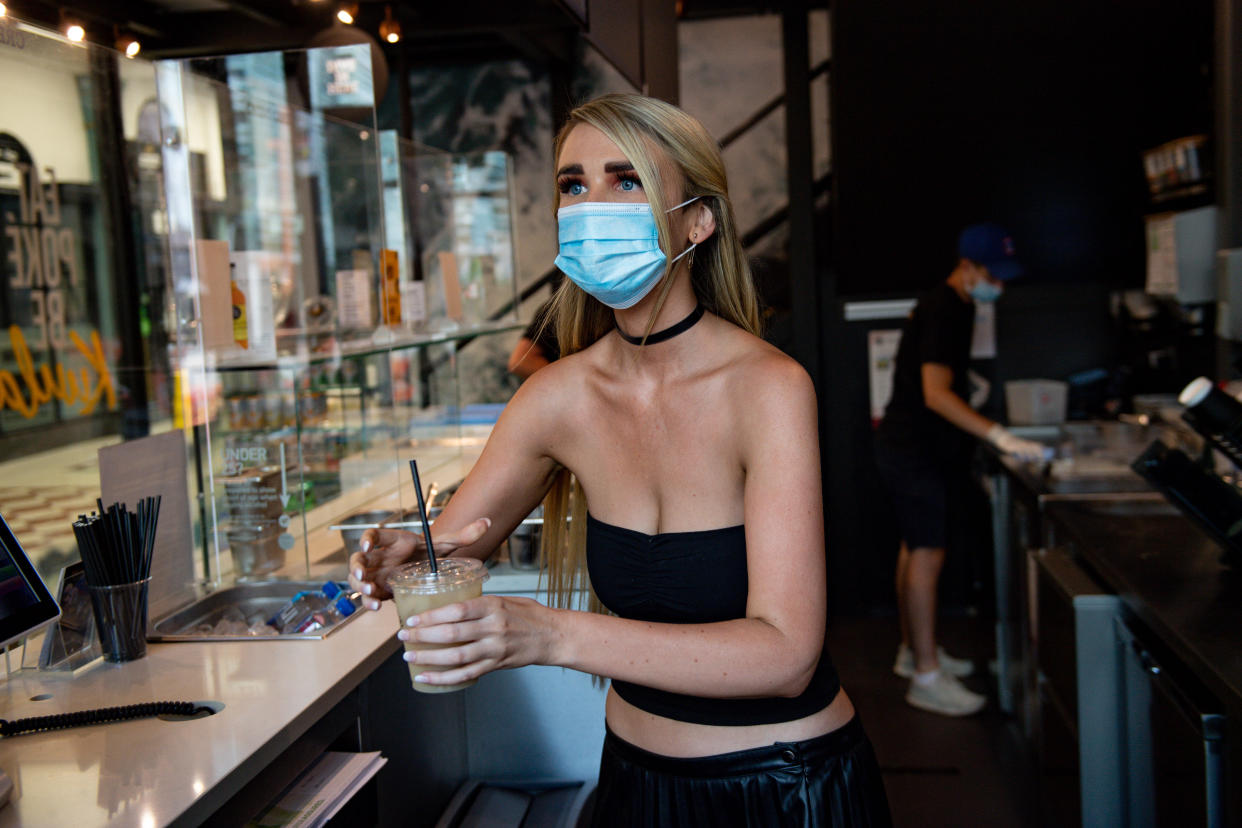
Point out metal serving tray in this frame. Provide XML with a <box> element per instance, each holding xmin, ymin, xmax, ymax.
<box><xmin>149</xmin><ymin>580</ymin><xmax>360</xmax><ymax>641</ymax></box>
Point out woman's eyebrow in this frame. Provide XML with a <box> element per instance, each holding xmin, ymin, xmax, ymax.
<box><xmin>556</xmin><ymin>161</ymin><xmax>634</xmax><ymax>176</ymax></box>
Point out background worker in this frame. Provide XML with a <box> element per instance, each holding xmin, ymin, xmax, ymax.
<box><xmin>507</xmin><ymin>296</ymin><xmax>560</xmax><ymax>380</ymax></box>
<box><xmin>873</xmin><ymin>222</ymin><xmax>1047</xmax><ymax>717</ymax></box>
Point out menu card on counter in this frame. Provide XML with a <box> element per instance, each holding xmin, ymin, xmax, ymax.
<box><xmin>99</xmin><ymin>430</ymin><xmax>195</xmax><ymax>622</ymax></box>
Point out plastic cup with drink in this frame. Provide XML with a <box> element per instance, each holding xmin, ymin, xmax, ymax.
<box><xmin>389</xmin><ymin>557</ymin><xmax>489</xmax><ymax>693</ymax></box>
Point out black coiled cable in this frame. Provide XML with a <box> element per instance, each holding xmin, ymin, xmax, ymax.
<box><xmin>0</xmin><ymin>701</ymin><xmax>211</xmax><ymax>737</ymax></box>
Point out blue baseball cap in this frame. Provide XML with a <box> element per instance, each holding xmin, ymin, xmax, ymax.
<box><xmin>958</xmin><ymin>222</ymin><xmax>1023</xmax><ymax>281</ymax></box>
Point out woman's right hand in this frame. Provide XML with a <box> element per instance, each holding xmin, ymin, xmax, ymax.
<box><xmin>347</xmin><ymin>518</ymin><xmax>491</xmax><ymax>611</ymax></box>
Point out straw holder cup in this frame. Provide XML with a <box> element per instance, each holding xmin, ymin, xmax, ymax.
<box><xmin>86</xmin><ymin>577</ymin><xmax>152</xmax><ymax>662</ymax></box>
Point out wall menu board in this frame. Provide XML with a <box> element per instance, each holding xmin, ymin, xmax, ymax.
<box><xmin>0</xmin><ymin>46</ymin><xmax>121</xmax><ymax>436</ymax></box>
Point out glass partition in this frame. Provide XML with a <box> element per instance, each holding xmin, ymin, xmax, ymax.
<box><xmin>157</xmin><ymin>52</ymin><xmax>519</xmax><ymax>587</ymax></box>
<box><xmin>0</xmin><ymin>20</ymin><xmax>179</xmax><ymax>591</ymax></box>
<box><xmin>0</xmin><ymin>16</ymin><xmax>519</xmax><ymax>610</ymax></box>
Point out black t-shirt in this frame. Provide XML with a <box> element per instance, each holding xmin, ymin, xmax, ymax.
<box><xmin>877</xmin><ymin>283</ymin><xmax>975</xmax><ymax>463</ymax></box>
<box><xmin>522</xmin><ymin>299</ymin><xmax>560</xmax><ymax>363</ymax></box>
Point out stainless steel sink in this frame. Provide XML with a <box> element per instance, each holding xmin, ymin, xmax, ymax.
<box><xmin>149</xmin><ymin>580</ymin><xmax>360</xmax><ymax>641</ymax></box>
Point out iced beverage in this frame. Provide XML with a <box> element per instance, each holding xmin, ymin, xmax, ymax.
<box><xmin>389</xmin><ymin>558</ymin><xmax>489</xmax><ymax>693</ymax></box>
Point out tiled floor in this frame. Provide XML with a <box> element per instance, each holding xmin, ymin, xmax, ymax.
<box><xmin>0</xmin><ymin>433</ymin><xmax>125</xmax><ymax>584</ymax></box>
<box><xmin>827</xmin><ymin>613</ymin><xmax>1041</xmax><ymax>828</ymax></box>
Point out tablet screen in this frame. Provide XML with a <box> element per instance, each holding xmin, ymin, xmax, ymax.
<box><xmin>0</xmin><ymin>511</ymin><xmax>60</xmax><ymax>650</ymax></box>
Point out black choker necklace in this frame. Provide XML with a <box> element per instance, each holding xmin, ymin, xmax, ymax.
<box><xmin>616</xmin><ymin>303</ymin><xmax>706</xmax><ymax>346</ymax></box>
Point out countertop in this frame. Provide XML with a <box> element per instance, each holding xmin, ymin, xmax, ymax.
<box><xmin>0</xmin><ymin>563</ymin><xmax>540</xmax><ymax>828</ymax></box>
<box><xmin>1044</xmin><ymin>499</ymin><xmax>1242</xmax><ymax>712</ymax></box>
<box><xmin>991</xmin><ymin>448</ymin><xmax>1155</xmax><ymax>500</ymax></box>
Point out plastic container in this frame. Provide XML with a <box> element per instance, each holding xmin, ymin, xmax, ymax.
<box><xmin>337</xmin><ymin>510</ymin><xmax>398</xmax><ymax>555</ymax></box>
<box><xmin>1005</xmin><ymin>379</ymin><xmax>1068</xmax><ymax>426</ymax></box>
<box><xmin>226</xmin><ymin>522</ymin><xmax>286</xmax><ymax>579</ymax></box>
<box><xmin>507</xmin><ymin>506</ymin><xmax>542</xmax><ymax>570</ymax></box>
<box><xmin>87</xmin><ymin>578</ymin><xmax>152</xmax><ymax>662</ymax></box>
<box><xmin>389</xmin><ymin>558</ymin><xmax>489</xmax><ymax>692</ymax></box>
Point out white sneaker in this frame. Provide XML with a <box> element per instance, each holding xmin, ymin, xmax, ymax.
<box><xmin>893</xmin><ymin>644</ymin><xmax>975</xmax><ymax>679</ymax></box>
<box><xmin>905</xmin><ymin>671</ymin><xmax>987</xmax><ymax>717</ymax></box>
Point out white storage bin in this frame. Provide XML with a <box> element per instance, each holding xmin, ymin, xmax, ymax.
<box><xmin>1005</xmin><ymin>379</ymin><xmax>1068</xmax><ymax>425</ymax></box>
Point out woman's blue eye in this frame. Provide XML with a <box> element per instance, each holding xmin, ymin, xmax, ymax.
<box><xmin>569</xmin><ymin>182</ymin><xmax>586</xmax><ymax>195</ymax></box>
<box><xmin>619</xmin><ymin>178</ymin><xmax>638</xmax><ymax>191</ymax></box>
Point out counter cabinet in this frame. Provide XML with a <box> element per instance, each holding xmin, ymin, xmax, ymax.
<box><xmin>987</xmin><ymin>442</ymin><xmax>1240</xmax><ymax>827</ymax></box>
<box><xmin>0</xmin><ymin>566</ymin><xmax>606</xmax><ymax>828</ymax></box>
<box><xmin>1037</xmin><ymin>501</ymin><xmax>1242</xmax><ymax>827</ymax></box>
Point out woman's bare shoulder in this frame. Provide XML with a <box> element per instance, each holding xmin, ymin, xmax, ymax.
<box><xmin>501</xmin><ymin>346</ymin><xmax>601</xmax><ymax>429</ymax></box>
<box><xmin>722</xmin><ymin>327</ymin><xmax>815</xmax><ymax>403</ymax></box>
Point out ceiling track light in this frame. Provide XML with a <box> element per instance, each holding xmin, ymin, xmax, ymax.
<box><xmin>59</xmin><ymin>10</ymin><xmax>85</xmax><ymax>43</ymax></box>
<box><xmin>114</xmin><ymin>25</ymin><xmax>140</xmax><ymax>58</ymax></box>
<box><xmin>379</xmin><ymin>5</ymin><xmax>401</xmax><ymax>43</ymax></box>
<box><xmin>336</xmin><ymin>3</ymin><xmax>357</xmax><ymax>25</ymax></box>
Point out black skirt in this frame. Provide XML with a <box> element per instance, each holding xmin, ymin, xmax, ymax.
<box><xmin>591</xmin><ymin>716</ymin><xmax>892</xmax><ymax>827</ymax></box>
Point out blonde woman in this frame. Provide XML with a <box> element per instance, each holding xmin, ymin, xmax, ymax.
<box><xmin>349</xmin><ymin>93</ymin><xmax>891</xmax><ymax>826</ymax></box>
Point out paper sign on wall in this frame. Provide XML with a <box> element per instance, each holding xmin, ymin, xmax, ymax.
<box><xmin>403</xmin><ymin>282</ymin><xmax>427</xmax><ymax>326</ymax></box>
<box><xmin>867</xmin><ymin>329</ymin><xmax>902</xmax><ymax>425</ymax></box>
<box><xmin>970</xmin><ymin>301</ymin><xmax>996</xmax><ymax>359</ymax></box>
<box><xmin>438</xmin><ymin>251</ymin><xmax>464</xmax><ymax>321</ymax></box>
<box><xmin>196</xmin><ymin>240</ymin><xmax>233</xmax><ymax>352</ymax></box>
<box><xmin>1146</xmin><ymin>214</ymin><xmax>1178</xmax><ymax>296</ymax></box>
<box><xmin>336</xmin><ymin>269</ymin><xmax>373</xmax><ymax>329</ymax></box>
<box><xmin>230</xmin><ymin>251</ymin><xmax>278</xmax><ymax>361</ymax></box>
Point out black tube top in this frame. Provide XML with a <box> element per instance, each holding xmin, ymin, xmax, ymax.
<box><xmin>585</xmin><ymin>513</ymin><xmax>840</xmax><ymax>726</ymax></box>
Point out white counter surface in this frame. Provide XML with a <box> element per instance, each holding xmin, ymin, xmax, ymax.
<box><xmin>0</xmin><ymin>565</ymin><xmax>537</xmax><ymax>828</ymax></box>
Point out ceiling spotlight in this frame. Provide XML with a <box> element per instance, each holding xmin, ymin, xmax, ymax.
<box><xmin>115</xmin><ymin>27</ymin><xmax>141</xmax><ymax>58</ymax></box>
<box><xmin>379</xmin><ymin>5</ymin><xmax>401</xmax><ymax>43</ymax></box>
<box><xmin>59</xmin><ymin>9</ymin><xmax>87</xmax><ymax>41</ymax></box>
<box><xmin>0</xmin><ymin>4</ymin><xmax>7</xmax><ymax>18</ymax></box>
<box><xmin>336</xmin><ymin>3</ymin><xmax>357</xmax><ymax>25</ymax></box>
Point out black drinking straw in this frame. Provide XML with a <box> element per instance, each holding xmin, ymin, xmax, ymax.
<box><xmin>75</xmin><ymin>497</ymin><xmax>162</xmax><ymax>586</ymax></box>
<box><xmin>408</xmin><ymin>459</ymin><xmax>438</xmax><ymax>574</ymax></box>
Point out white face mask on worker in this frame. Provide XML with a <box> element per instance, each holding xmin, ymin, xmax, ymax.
<box><xmin>968</xmin><ymin>275</ymin><xmax>1002</xmax><ymax>304</ymax></box>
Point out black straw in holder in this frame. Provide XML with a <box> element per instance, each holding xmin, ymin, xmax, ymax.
<box><xmin>75</xmin><ymin>496</ymin><xmax>162</xmax><ymax>586</ymax></box>
<box><xmin>408</xmin><ymin>459</ymin><xmax>438</xmax><ymax>574</ymax></box>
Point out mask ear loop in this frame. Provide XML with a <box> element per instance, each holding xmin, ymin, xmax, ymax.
<box><xmin>664</xmin><ymin>196</ymin><xmax>702</xmax><ymax>274</ymax></box>
<box><xmin>665</xmin><ymin>195</ymin><xmax>700</xmax><ymax>213</ymax></box>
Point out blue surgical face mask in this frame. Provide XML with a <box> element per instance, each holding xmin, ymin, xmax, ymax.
<box><xmin>554</xmin><ymin>197</ymin><xmax>700</xmax><ymax>309</ymax></box>
<box><xmin>969</xmin><ymin>278</ymin><xmax>1002</xmax><ymax>304</ymax></box>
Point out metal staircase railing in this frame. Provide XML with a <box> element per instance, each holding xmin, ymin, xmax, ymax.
<box><xmin>473</xmin><ymin>59</ymin><xmax>832</xmax><ymax>329</ymax></box>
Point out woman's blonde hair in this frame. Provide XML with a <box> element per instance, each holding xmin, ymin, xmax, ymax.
<box><xmin>539</xmin><ymin>93</ymin><xmax>761</xmax><ymax>613</ymax></box>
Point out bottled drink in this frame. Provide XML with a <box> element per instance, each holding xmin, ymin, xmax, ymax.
<box><xmin>269</xmin><ymin>582</ymin><xmax>357</xmax><ymax>634</ymax></box>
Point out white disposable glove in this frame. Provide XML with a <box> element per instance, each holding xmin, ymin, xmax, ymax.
<box><xmin>986</xmin><ymin>424</ymin><xmax>1050</xmax><ymax>463</ymax></box>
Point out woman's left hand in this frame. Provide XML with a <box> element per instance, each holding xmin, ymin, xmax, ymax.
<box><xmin>397</xmin><ymin>595</ymin><xmax>560</xmax><ymax>687</ymax></box>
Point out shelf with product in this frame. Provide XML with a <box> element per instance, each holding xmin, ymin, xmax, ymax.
<box><xmin>156</xmin><ymin>47</ymin><xmax>522</xmax><ymax>597</ymax></box>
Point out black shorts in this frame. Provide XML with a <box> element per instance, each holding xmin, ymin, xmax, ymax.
<box><xmin>590</xmin><ymin>716</ymin><xmax>892</xmax><ymax>827</ymax></box>
<box><xmin>874</xmin><ymin>438</ymin><xmax>968</xmax><ymax>550</ymax></box>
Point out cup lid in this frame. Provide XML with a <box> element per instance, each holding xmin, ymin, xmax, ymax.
<box><xmin>389</xmin><ymin>557</ymin><xmax>488</xmax><ymax>593</ymax></box>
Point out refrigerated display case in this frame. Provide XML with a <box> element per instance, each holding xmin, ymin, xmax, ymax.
<box><xmin>155</xmin><ymin>49</ymin><xmax>521</xmax><ymax>590</ymax></box>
